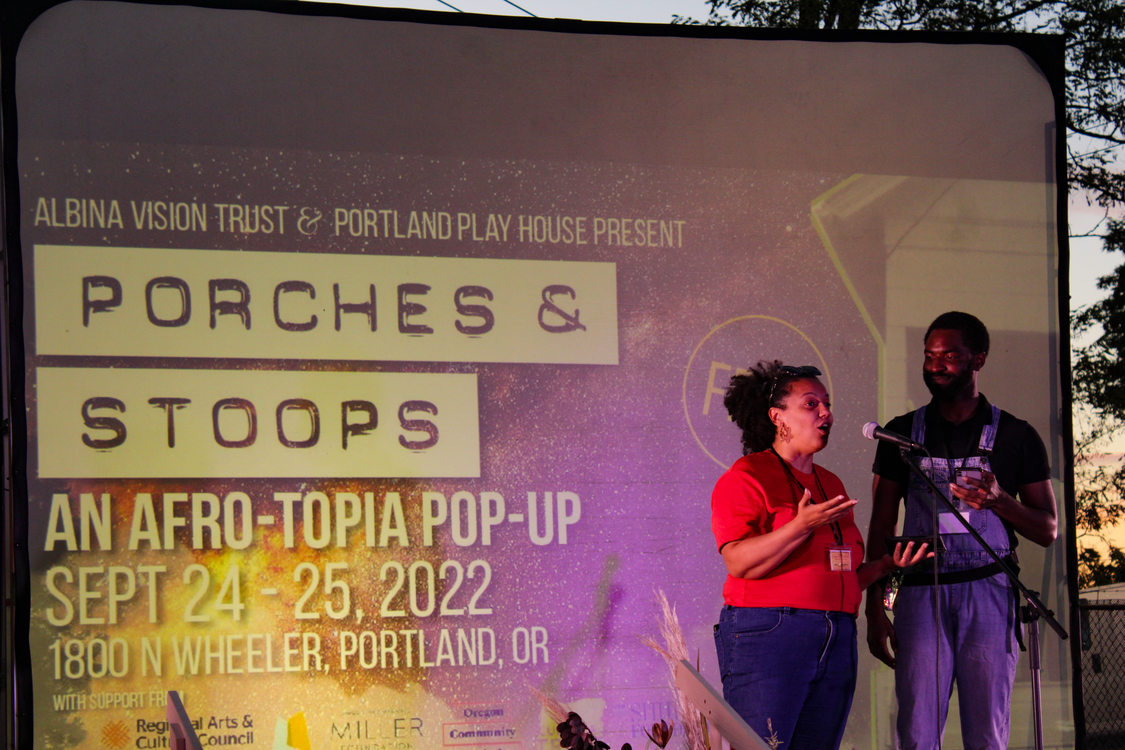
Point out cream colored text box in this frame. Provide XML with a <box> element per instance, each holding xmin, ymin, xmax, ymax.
<box><xmin>34</xmin><ymin>245</ymin><xmax>618</xmax><ymax>364</ymax></box>
<box><xmin>36</xmin><ymin>367</ymin><xmax>479</xmax><ymax>478</ymax></box>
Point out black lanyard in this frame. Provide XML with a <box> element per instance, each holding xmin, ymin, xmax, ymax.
<box><xmin>934</xmin><ymin>416</ymin><xmax>987</xmax><ymax>477</ymax></box>
<box><xmin>770</xmin><ymin>448</ymin><xmax>844</xmax><ymax>545</ymax></box>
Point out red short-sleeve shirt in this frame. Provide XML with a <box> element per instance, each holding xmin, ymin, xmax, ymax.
<box><xmin>711</xmin><ymin>451</ymin><xmax>865</xmax><ymax>614</ymax></box>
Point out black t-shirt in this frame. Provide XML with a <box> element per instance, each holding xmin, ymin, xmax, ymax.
<box><xmin>872</xmin><ymin>394</ymin><xmax>1051</xmax><ymax>500</ymax></box>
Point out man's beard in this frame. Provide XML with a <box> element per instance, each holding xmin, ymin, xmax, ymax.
<box><xmin>924</xmin><ymin>368</ymin><xmax>973</xmax><ymax>400</ymax></box>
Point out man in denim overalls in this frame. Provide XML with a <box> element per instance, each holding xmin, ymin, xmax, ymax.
<box><xmin>863</xmin><ymin>312</ymin><xmax>1057</xmax><ymax>750</ymax></box>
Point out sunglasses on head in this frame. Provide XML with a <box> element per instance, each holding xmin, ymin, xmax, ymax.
<box><xmin>769</xmin><ymin>365</ymin><xmax>822</xmax><ymax>404</ymax></box>
<box><xmin>778</xmin><ymin>365</ymin><xmax>821</xmax><ymax>378</ymax></box>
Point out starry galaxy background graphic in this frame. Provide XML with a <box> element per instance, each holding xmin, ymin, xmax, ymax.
<box><xmin>22</xmin><ymin>140</ymin><xmax>873</xmax><ymax>749</ymax></box>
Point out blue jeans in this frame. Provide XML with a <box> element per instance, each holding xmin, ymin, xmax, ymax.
<box><xmin>714</xmin><ymin>606</ymin><xmax>857</xmax><ymax>750</ymax></box>
<box><xmin>894</xmin><ymin>574</ymin><xmax>1019</xmax><ymax>750</ymax></box>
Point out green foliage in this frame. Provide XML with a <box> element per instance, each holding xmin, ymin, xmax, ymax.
<box><xmin>1079</xmin><ymin>546</ymin><xmax>1125</xmax><ymax>588</ymax></box>
<box><xmin>1073</xmin><ymin>412</ymin><xmax>1125</xmax><ymax>584</ymax></box>
<box><xmin>1075</xmin><ymin>222</ymin><xmax>1125</xmax><ymax>421</ymax></box>
<box><xmin>1074</xmin><ymin>241</ymin><xmax>1125</xmax><ymax>584</ymax></box>
<box><xmin>680</xmin><ymin>0</ymin><xmax>1125</xmax><ymax>585</ymax></box>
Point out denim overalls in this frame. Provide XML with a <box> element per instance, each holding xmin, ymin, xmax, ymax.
<box><xmin>894</xmin><ymin>404</ymin><xmax>1019</xmax><ymax>750</ymax></box>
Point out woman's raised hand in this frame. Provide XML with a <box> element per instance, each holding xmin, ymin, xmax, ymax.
<box><xmin>796</xmin><ymin>490</ymin><xmax>857</xmax><ymax>531</ymax></box>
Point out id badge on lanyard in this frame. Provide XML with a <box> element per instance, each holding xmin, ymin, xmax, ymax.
<box><xmin>827</xmin><ymin>545</ymin><xmax>853</xmax><ymax>572</ymax></box>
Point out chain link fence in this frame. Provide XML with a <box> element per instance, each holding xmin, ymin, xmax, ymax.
<box><xmin>1080</xmin><ymin>600</ymin><xmax>1125</xmax><ymax>749</ymax></box>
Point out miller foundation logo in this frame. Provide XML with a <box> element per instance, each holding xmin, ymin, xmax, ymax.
<box><xmin>101</xmin><ymin>719</ymin><xmax>130</xmax><ymax>750</ymax></box>
<box><xmin>682</xmin><ymin>315</ymin><xmax>831</xmax><ymax>467</ymax></box>
<box><xmin>328</xmin><ymin>708</ymin><xmax>424</xmax><ymax>750</ymax></box>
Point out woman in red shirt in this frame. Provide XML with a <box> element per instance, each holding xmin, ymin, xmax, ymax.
<box><xmin>712</xmin><ymin>361</ymin><xmax>926</xmax><ymax>750</ymax></box>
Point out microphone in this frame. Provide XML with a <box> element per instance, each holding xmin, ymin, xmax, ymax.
<box><xmin>862</xmin><ymin>422</ymin><xmax>926</xmax><ymax>452</ymax></box>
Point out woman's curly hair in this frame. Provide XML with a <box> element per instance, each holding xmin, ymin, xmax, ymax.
<box><xmin>723</xmin><ymin>360</ymin><xmax>810</xmax><ymax>454</ymax></box>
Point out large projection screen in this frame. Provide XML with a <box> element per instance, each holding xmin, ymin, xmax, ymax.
<box><xmin>4</xmin><ymin>2</ymin><xmax>1069</xmax><ymax>749</ymax></box>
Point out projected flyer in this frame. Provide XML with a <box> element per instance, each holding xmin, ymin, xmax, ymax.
<box><xmin>11</xmin><ymin>4</ymin><xmax>1064</xmax><ymax>750</ymax></box>
<box><xmin>21</xmin><ymin>139</ymin><xmax>877</xmax><ymax>750</ymax></box>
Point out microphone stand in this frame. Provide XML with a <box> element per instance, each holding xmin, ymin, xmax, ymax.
<box><xmin>898</xmin><ymin>445</ymin><xmax>1066</xmax><ymax>750</ymax></box>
